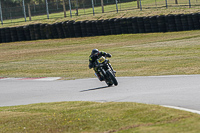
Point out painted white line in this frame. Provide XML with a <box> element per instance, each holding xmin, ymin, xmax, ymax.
<box><xmin>0</xmin><ymin>78</ymin><xmax>21</xmax><ymax>80</ymax></box>
<box><xmin>0</xmin><ymin>77</ymin><xmax>61</xmax><ymax>81</ymax></box>
<box><xmin>34</xmin><ymin>77</ymin><xmax>61</xmax><ymax>81</ymax></box>
<box><xmin>162</xmin><ymin>105</ymin><xmax>200</xmax><ymax>115</ymax></box>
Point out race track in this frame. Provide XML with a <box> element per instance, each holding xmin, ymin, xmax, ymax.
<box><xmin>1</xmin><ymin>75</ymin><xmax>200</xmax><ymax>112</ymax></box>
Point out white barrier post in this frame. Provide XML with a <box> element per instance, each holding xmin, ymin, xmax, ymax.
<box><xmin>189</xmin><ymin>0</ymin><xmax>191</xmax><ymax>8</ymax></box>
<box><xmin>0</xmin><ymin>0</ymin><xmax>3</xmax><ymax>25</ymax></box>
<box><xmin>46</xmin><ymin>0</ymin><xmax>49</xmax><ymax>19</ymax></box>
<box><xmin>22</xmin><ymin>0</ymin><xmax>26</xmax><ymax>22</ymax></box>
<box><xmin>92</xmin><ymin>0</ymin><xmax>95</xmax><ymax>16</ymax></box>
<box><xmin>69</xmin><ymin>0</ymin><xmax>72</xmax><ymax>17</ymax></box>
<box><xmin>115</xmin><ymin>0</ymin><xmax>118</xmax><ymax>13</ymax></box>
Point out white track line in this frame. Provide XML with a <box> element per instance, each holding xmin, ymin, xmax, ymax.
<box><xmin>0</xmin><ymin>77</ymin><xmax>61</xmax><ymax>81</ymax></box>
<box><xmin>162</xmin><ymin>105</ymin><xmax>200</xmax><ymax>115</ymax></box>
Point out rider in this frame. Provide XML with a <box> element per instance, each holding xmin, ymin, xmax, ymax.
<box><xmin>89</xmin><ymin>49</ymin><xmax>114</xmax><ymax>81</ymax></box>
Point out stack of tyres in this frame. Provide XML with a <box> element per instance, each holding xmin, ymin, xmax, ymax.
<box><xmin>137</xmin><ymin>17</ymin><xmax>145</xmax><ymax>33</ymax></box>
<box><xmin>29</xmin><ymin>24</ymin><xmax>35</xmax><ymax>40</ymax></box>
<box><xmin>56</xmin><ymin>22</ymin><xmax>65</xmax><ymax>38</ymax></box>
<box><xmin>102</xmin><ymin>19</ymin><xmax>111</xmax><ymax>35</ymax></box>
<box><xmin>131</xmin><ymin>17</ymin><xmax>139</xmax><ymax>33</ymax></box>
<box><xmin>80</xmin><ymin>21</ymin><xmax>87</xmax><ymax>37</ymax></box>
<box><xmin>108</xmin><ymin>18</ymin><xmax>116</xmax><ymax>35</ymax></box>
<box><xmin>86</xmin><ymin>21</ymin><xmax>93</xmax><ymax>36</ymax></box>
<box><xmin>0</xmin><ymin>29</ymin><xmax>2</xmax><ymax>43</ymax></box>
<box><xmin>62</xmin><ymin>21</ymin><xmax>70</xmax><ymax>38</ymax></box>
<box><xmin>166</xmin><ymin>15</ymin><xmax>176</xmax><ymax>32</ymax></box>
<box><xmin>23</xmin><ymin>25</ymin><xmax>31</xmax><ymax>41</ymax></box>
<box><xmin>143</xmin><ymin>17</ymin><xmax>152</xmax><ymax>33</ymax></box>
<box><xmin>45</xmin><ymin>24</ymin><xmax>53</xmax><ymax>39</ymax></box>
<box><xmin>91</xmin><ymin>21</ymin><xmax>99</xmax><ymax>36</ymax></box>
<box><xmin>34</xmin><ymin>24</ymin><xmax>41</xmax><ymax>40</ymax></box>
<box><xmin>5</xmin><ymin>28</ymin><xmax>12</xmax><ymax>42</ymax></box>
<box><xmin>16</xmin><ymin>26</ymin><xmax>25</xmax><ymax>41</ymax></box>
<box><xmin>73</xmin><ymin>21</ymin><xmax>82</xmax><ymax>37</ymax></box>
<box><xmin>149</xmin><ymin>16</ymin><xmax>158</xmax><ymax>32</ymax></box>
<box><xmin>95</xmin><ymin>20</ymin><xmax>105</xmax><ymax>36</ymax></box>
<box><xmin>192</xmin><ymin>13</ymin><xmax>200</xmax><ymax>30</ymax></box>
<box><xmin>187</xmin><ymin>14</ymin><xmax>194</xmax><ymax>30</ymax></box>
<box><xmin>10</xmin><ymin>27</ymin><xmax>18</xmax><ymax>42</ymax></box>
<box><xmin>67</xmin><ymin>21</ymin><xmax>75</xmax><ymax>38</ymax></box>
<box><xmin>0</xmin><ymin>28</ymin><xmax>6</xmax><ymax>43</ymax></box>
<box><xmin>174</xmin><ymin>14</ymin><xmax>183</xmax><ymax>31</ymax></box>
<box><xmin>50</xmin><ymin>24</ymin><xmax>59</xmax><ymax>39</ymax></box>
<box><xmin>114</xmin><ymin>18</ymin><xmax>122</xmax><ymax>34</ymax></box>
<box><xmin>68</xmin><ymin>21</ymin><xmax>75</xmax><ymax>37</ymax></box>
<box><xmin>180</xmin><ymin>14</ymin><xmax>189</xmax><ymax>31</ymax></box>
<box><xmin>120</xmin><ymin>18</ymin><xmax>128</xmax><ymax>34</ymax></box>
<box><xmin>197</xmin><ymin>13</ymin><xmax>200</xmax><ymax>27</ymax></box>
<box><xmin>157</xmin><ymin>15</ymin><xmax>166</xmax><ymax>32</ymax></box>
<box><xmin>40</xmin><ymin>24</ymin><xmax>47</xmax><ymax>39</ymax></box>
<box><xmin>126</xmin><ymin>17</ymin><xmax>133</xmax><ymax>34</ymax></box>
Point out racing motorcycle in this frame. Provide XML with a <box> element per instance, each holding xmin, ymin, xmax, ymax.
<box><xmin>95</xmin><ymin>56</ymin><xmax>118</xmax><ymax>86</ymax></box>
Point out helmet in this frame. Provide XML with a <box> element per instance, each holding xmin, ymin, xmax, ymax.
<box><xmin>91</xmin><ymin>49</ymin><xmax>99</xmax><ymax>56</ymax></box>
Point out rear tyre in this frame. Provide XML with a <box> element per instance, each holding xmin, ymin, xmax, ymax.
<box><xmin>106</xmin><ymin>70</ymin><xmax>118</xmax><ymax>86</ymax></box>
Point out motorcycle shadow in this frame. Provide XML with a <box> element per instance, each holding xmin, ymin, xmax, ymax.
<box><xmin>80</xmin><ymin>86</ymin><xmax>112</xmax><ymax>92</ymax></box>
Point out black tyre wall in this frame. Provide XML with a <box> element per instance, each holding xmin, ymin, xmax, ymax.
<box><xmin>1</xmin><ymin>13</ymin><xmax>200</xmax><ymax>43</ymax></box>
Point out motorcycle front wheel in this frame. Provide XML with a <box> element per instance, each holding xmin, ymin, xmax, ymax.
<box><xmin>106</xmin><ymin>70</ymin><xmax>118</xmax><ymax>86</ymax></box>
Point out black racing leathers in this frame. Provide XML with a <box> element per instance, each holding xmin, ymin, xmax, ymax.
<box><xmin>89</xmin><ymin>51</ymin><xmax>111</xmax><ymax>70</ymax></box>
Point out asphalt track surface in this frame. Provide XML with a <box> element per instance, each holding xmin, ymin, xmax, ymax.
<box><xmin>1</xmin><ymin>75</ymin><xmax>200</xmax><ymax>113</ymax></box>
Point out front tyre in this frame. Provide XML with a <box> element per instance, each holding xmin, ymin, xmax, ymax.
<box><xmin>106</xmin><ymin>70</ymin><xmax>118</xmax><ymax>86</ymax></box>
<box><xmin>106</xmin><ymin>82</ymin><xmax>113</xmax><ymax>87</ymax></box>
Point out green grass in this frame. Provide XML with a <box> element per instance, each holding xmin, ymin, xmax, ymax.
<box><xmin>0</xmin><ymin>101</ymin><xmax>200</xmax><ymax>133</ymax></box>
<box><xmin>0</xmin><ymin>30</ymin><xmax>200</xmax><ymax>79</ymax></box>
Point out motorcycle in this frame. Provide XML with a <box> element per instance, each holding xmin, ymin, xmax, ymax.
<box><xmin>95</xmin><ymin>56</ymin><xmax>118</xmax><ymax>86</ymax></box>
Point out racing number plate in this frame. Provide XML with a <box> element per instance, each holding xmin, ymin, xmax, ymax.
<box><xmin>97</xmin><ymin>56</ymin><xmax>105</xmax><ymax>63</ymax></box>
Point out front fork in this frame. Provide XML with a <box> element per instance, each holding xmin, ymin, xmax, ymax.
<box><xmin>108</xmin><ymin>63</ymin><xmax>115</xmax><ymax>74</ymax></box>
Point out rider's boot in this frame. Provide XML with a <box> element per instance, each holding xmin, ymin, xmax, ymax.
<box><xmin>95</xmin><ymin>73</ymin><xmax>104</xmax><ymax>81</ymax></box>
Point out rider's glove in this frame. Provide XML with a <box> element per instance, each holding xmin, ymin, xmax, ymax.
<box><xmin>106</xmin><ymin>53</ymin><xmax>112</xmax><ymax>58</ymax></box>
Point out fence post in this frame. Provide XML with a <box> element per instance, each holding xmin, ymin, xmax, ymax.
<box><xmin>165</xmin><ymin>0</ymin><xmax>168</xmax><ymax>8</ymax></box>
<box><xmin>115</xmin><ymin>0</ymin><xmax>118</xmax><ymax>13</ymax></box>
<box><xmin>92</xmin><ymin>0</ymin><xmax>95</xmax><ymax>16</ymax></box>
<box><xmin>189</xmin><ymin>0</ymin><xmax>191</xmax><ymax>8</ymax></box>
<box><xmin>155</xmin><ymin>0</ymin><xmax>157</xmax><ymax>7</ymax></box>
<box><xmin>63</xmin><ymin>0</ymin><xmax>66</xmax><ymax>17</ymax></box>
<box><xmin>46</xmin><ymin>0</ymin><xmax>49</xmax><ymax>19</ymax></box>
<box><xmin>56</xmin><ymin>0</ymin><xmax>59</xmax><ymax>10</ymax></box>
<box><xmin>0</xmin><ymin>0</ymin><xmax>3</xmax><ymax>25</ymax></box>
<box><xmin>22</xmin><ymin>0</ymin><xmax>26</xmax><ymax>22</ymax></box>
<box><xmin>69</xmin><ymin>0</ymin><xmax>72</xmax><ymax>17</ymax></box>
<box><xmin>139</xmin><ymin>0</ymin><xmax>142</xmax><ymax>11</ymax></box>
<box><xmin>137</xmin><ymin>0</ymin><xmax>139</xmax><ymax>9</ymax></box>
<box><xmin>101</xmin><ymin>0</ymin><xmax>104</xmax><ymax>13</ymax></box>
<box><xmin>28</xmin><ymin>4</ymin><xmax>32</xmax><ymax>21</ymax></box>
<box><xmin>76</xmin><ymin>0</ymin><xmax>78</xmax><ymax>16</ymax></box>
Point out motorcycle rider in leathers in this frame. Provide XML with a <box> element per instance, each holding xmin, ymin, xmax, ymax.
<box><xmin>89</xmin><ymin>49</ymin><xmax>115</xmax><ymax>81</ymax></box>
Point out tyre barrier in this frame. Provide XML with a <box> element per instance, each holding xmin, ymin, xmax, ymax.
<box><xmin>1</xmin><ymin>13</ymin><xmax>200</xmax><ymax>43</ymax></box>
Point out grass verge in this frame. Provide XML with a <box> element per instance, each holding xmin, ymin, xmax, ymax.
<box><xmin>0</xmin><ymin>101</ymin><xmax>200</xmax><ymax>133</ymax></box>
<box><xmin>0</xmin><ymin>30</ymin><xmax>200</xmax><ymax>79</ymax></box>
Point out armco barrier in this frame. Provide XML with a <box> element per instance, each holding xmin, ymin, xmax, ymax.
<box><xmin>1</xmin><ymin>13</ymin><xmax>200</xmax><ymax>43</ymax></box>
